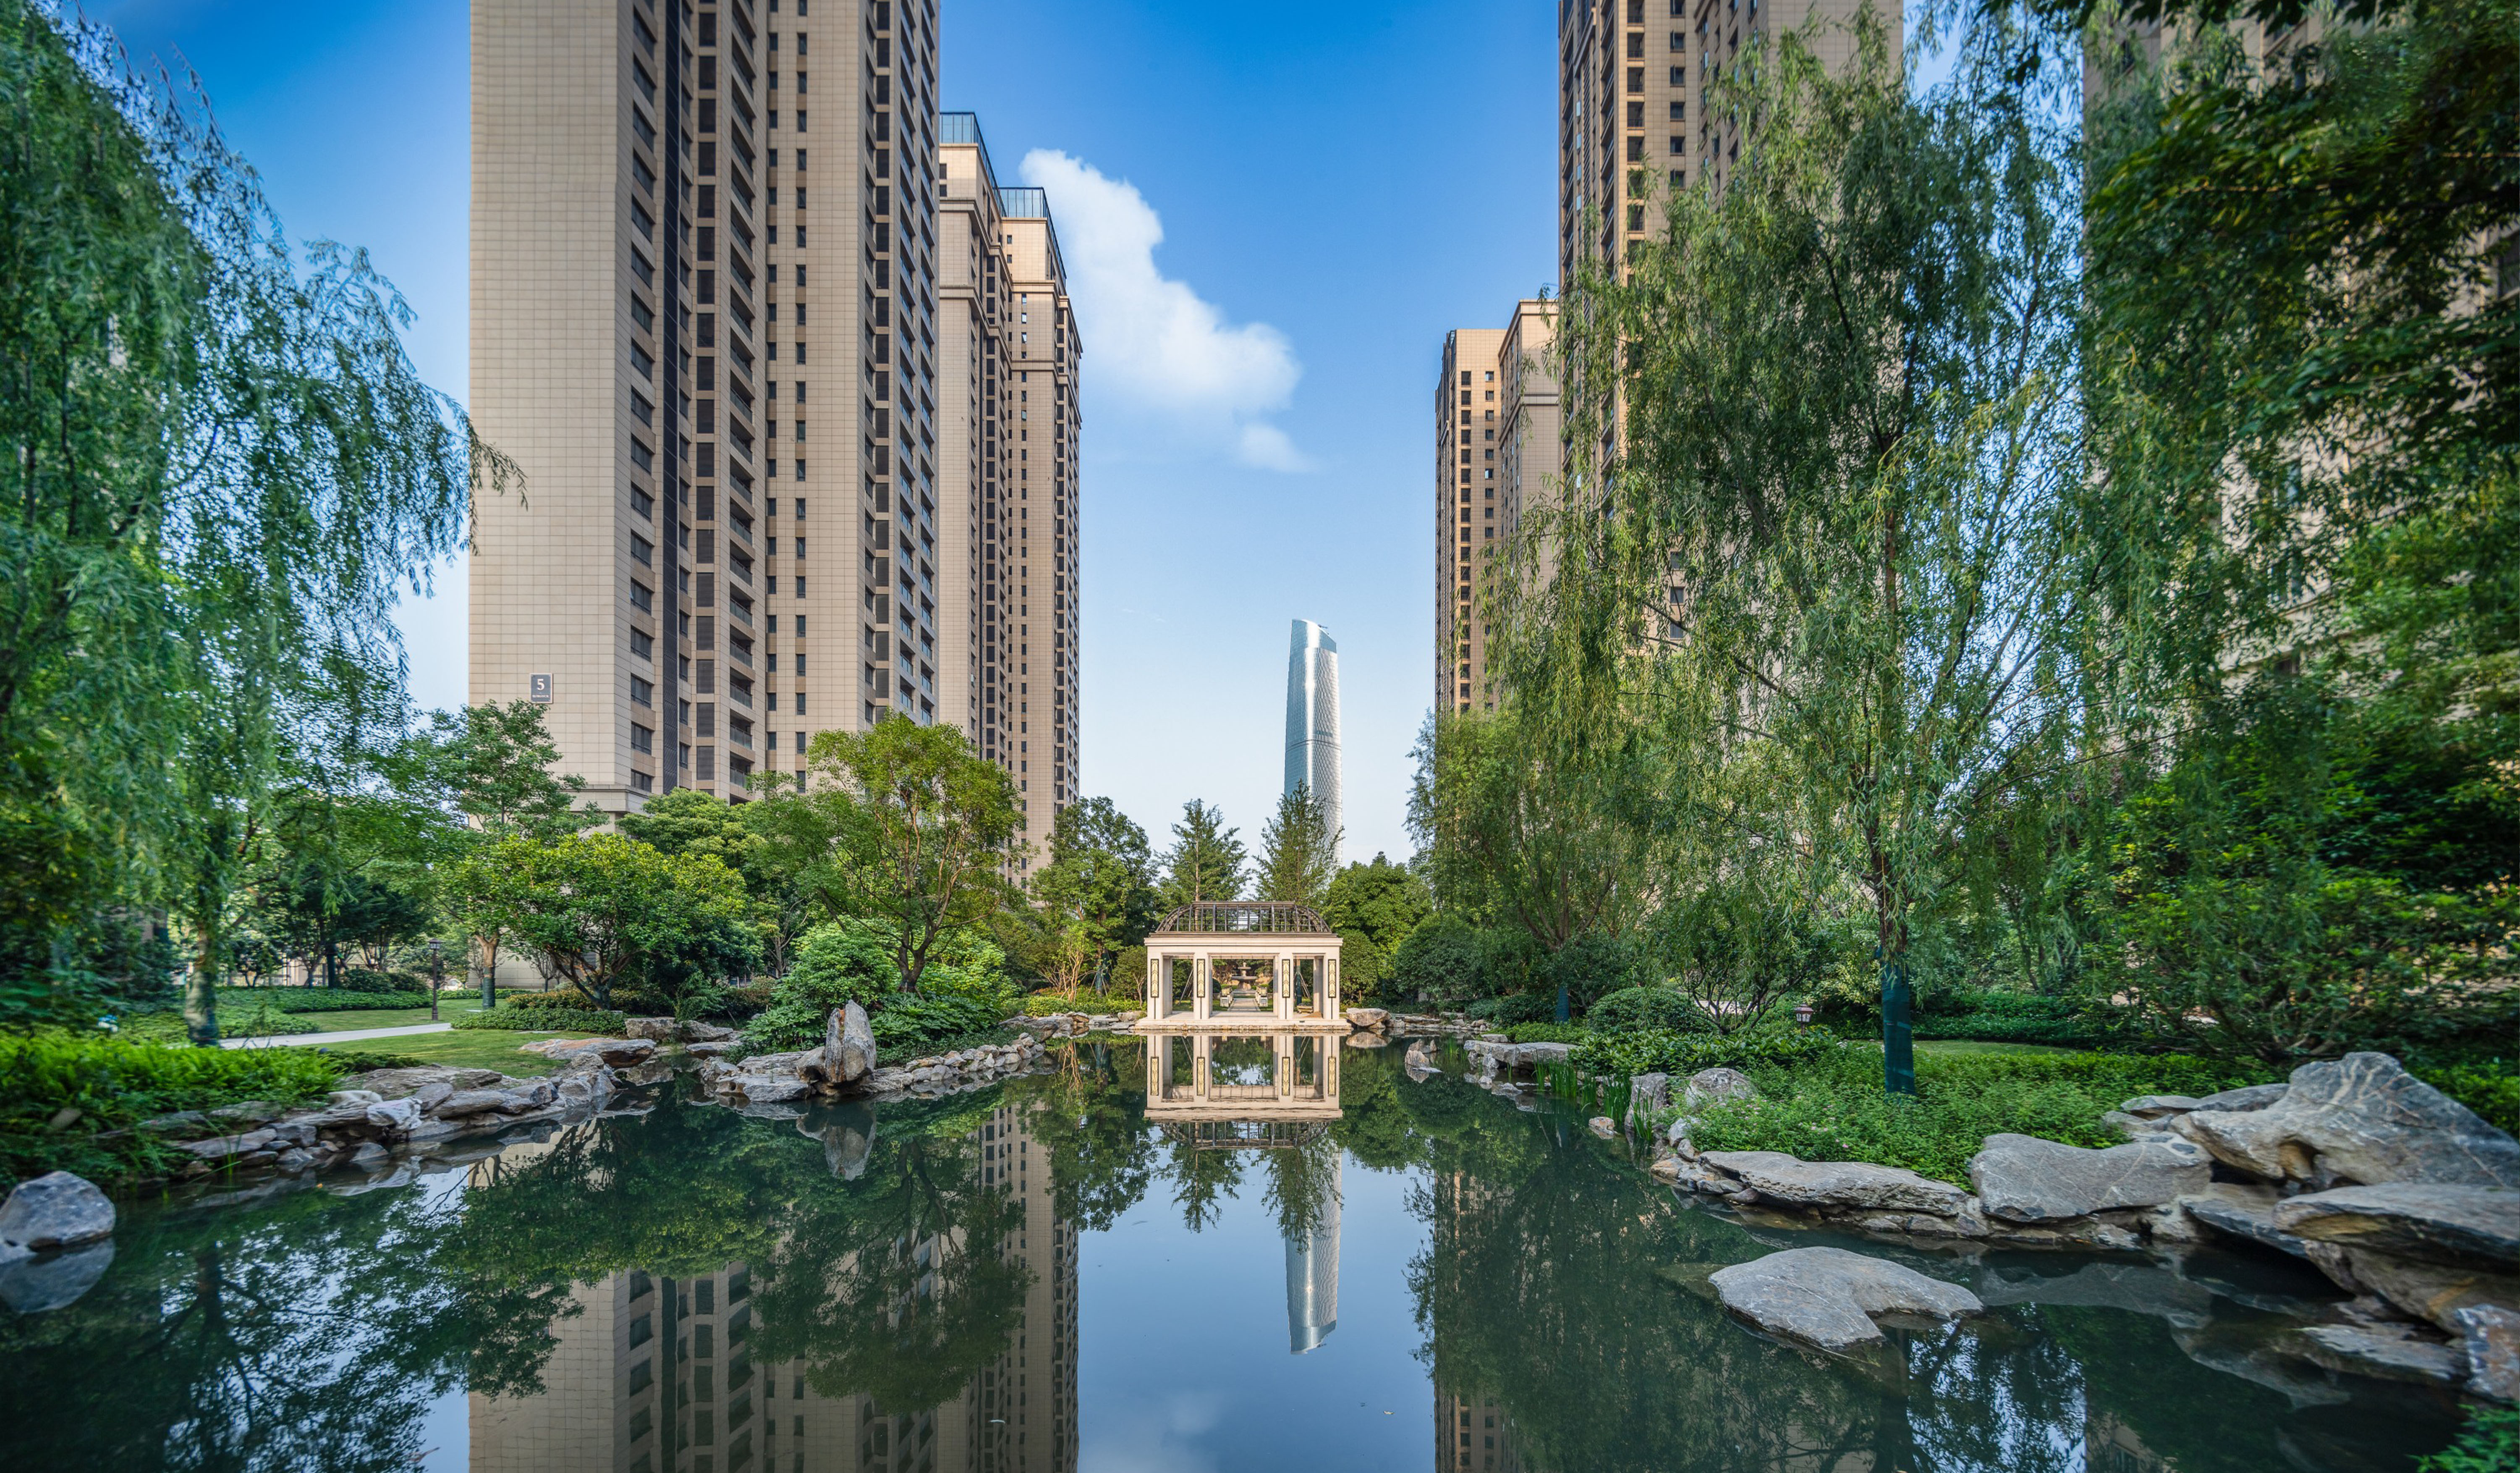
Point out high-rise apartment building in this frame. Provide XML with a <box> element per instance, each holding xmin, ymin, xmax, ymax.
<box><xmin>1560</xmin><ymin>0</ymin><xmax>1885</xmax><ymax>288</ymax></box>
<box><xmin>473</xmin><ymin>0</ymin><xmax>1078</xmax><ymax>843</ymax></box>
<box><xmin>1283</xmin><ymin>619</ymin><xmax>1342</xmax><ymax>844</ymax></box>
<box><xmin>1435</xmin><ymin>302</ymin><xmax>1559</xmax><ymax>719</ymax></box>
<box><xmin>938</xmin><ymin>113</ymin><xmax>1082</xmax><ymax>862</ymax></box>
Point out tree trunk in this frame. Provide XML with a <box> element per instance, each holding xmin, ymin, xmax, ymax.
<box><xmin>184</xmin><ymin>923</ymin><xmax>222</xmax><ymax>1047</ymax></box>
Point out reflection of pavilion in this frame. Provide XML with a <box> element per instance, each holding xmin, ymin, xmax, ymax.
<box><xmin>1144</xmin><ymin>1029</ymin><xmax>1345</xmax><ymax>1354</ymax></box>
<box><xmin>1137</xmin><ymin>903</ymin><xmax>1346</xmax><ymax>1030</ymax></box>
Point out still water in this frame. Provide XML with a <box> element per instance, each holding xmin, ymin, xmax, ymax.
<box><xmin>0</xmin><ymin>1037</ymin><xmax>2469</xmax><ymax>1472</ymax></box>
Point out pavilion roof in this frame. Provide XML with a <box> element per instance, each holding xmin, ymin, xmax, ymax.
<box><xmin>1152</xmin><ymin>901</ymin><xmax>1333</xmax><ymax>936</ymax></box>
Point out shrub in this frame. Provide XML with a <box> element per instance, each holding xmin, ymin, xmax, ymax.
<box><xmin>877</xmin><ymin>1025</ymin><xmax>1021</xmax><ymax>1067</ymax></box>
<box><xmin>870</xmin><ymin>994</ymin><xmax>1004</xmax><ymax>1053</ymax></box>
<box><xmin>495</xmin><ymin>990</ymin><xmax>592</xmax><ymax>1011</ymax></box>
<box><xmin>215</xmin><ymin>988</ymin><xmax>434</xmax><ymax>1013</ymax></box>
<box><xmin>2416</xmin><ymin>1059</ymin><xmax>2520</xmax><ymax>1138</ymax></box>
<box><xmin>1023</xmin><ymin>988</ymin><xmax>1133</xmax><ymax>1016</ymax></box>
<box><xmin>1505</xmin><ymin>1022</ymin><xmax>1590</xmax><ymax>1045</ymax></box>
<box><xmin>451</xmin><ymin>1005</ymin><xmax>626</xmax><ymax>1034</ymax></box>
<box><xmin>745</xmin><ymin>920</ymin><xmax>899</xmax><ymax>1050</ymax></box>
<box><xmin>1466</xmin><ymin>993</ymin><xmax>1558</xmax><ymax>1026</ymax></box>
<box><xmin>1586</xmin><ymin>986</ymin><xmax>1713</xmax><ymax>1035</ymax></box>
<box><xmin>1686</xmin><ymin>1046</ymin><xmax>2277</xmax><ymax>1184</ymax></box>
<box><xmin>1570</xmin><ymin>1027</ymin><xmax>1840</xmax><ymax>1080</ymax></box>
<box><xmin>1391</xmin><ymin>914</ymin><xmax>1486</xmax><ymax>1006</ymax></box>
<box><xmin>316</xmin><ymin>1049</ymin><xmax>431</xmax><ymax>1072</ymax></box>
<box><xmin>336</xmin><ymin>967</ymin><xmax>421</xmax><ymax>993</ymax></box>
<box><xmin>0</xmin><ymin>1032</ymin><xmax>343</xmax><ymax>1186</ymax></box>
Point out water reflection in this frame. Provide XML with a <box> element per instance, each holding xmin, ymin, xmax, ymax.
<box><xmin>0</xmin><ymin>1035</ymin><xmax>2470</xmax><ymax>1472</ymax></box>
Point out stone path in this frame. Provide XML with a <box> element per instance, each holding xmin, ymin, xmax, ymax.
<box><xmin>220</xmin><ymin>1022</ymin><xmax>454</xmax><ymax>1050</ymax></box>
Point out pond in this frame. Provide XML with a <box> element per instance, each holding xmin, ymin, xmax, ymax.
<box><xmin>0</xmin><ymin>1037</ymin><xmax>2471</xmax><ymax>1472</ymax></box>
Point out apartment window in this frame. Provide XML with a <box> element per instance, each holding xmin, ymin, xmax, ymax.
<box><xmin>1627</xmin><ymin>66</ymin><xmax>1643</xmax><ymax>92</ymax></box>
<box><xmin>631</xmin><ymin>485</ymin><xmax>654</xmax><ymax>520</ymax></box>
<box><xmin>1629</xmin><ymin>204</ymin><xmax>1647</xmax><ymax>230</ymax></box>
<box><xmin>631</xmin><ymin>628</ymin><xmax>654</xmax><ymax>661</ymax></box>
<box><xmin>630</xmin><ymin>580</ymin><xmax>653</xmax><ymax>613</ymax></box>
<box><xmin>631</xmin><ymin>533</ymin><xmax>654</xmax><ymax>567</ymax></box>
<box><xmin>1671</xmin><ymin>65</ymin><xmax>1685</xmax><ymax>84</ymax></box>
<box><xmin>1627</xmin><ymin>135</ymin><xmax>1644</xmax><ymax>161</ymax></box>
<box><xmin>1670</xmin><ymin>134</ymin><xmax>1685</xmax><ymax>153</ymax></box>
<box><xmin>1627</xmin><ymin>100</ymin><xmax>1644</xmax><ymax>127</ymax></box>
<box><xmin>1671</xmin><ymin>29</ymin><xmax>1685</xmax><ymax>50</ymax></box>
<box><xmin>631</xmin><ymin>676</ymin><xmax>654</xmax><ymax>707</ymax></box>
<box><xmin>630</xmin><ymin>768</ymin><xmax>654</xmax><ymax>793</ymax></box>
<box><xmin>1627</xmin><ymin>30</ymin><xmax>1644</xmax><ymax>57</ymax></box>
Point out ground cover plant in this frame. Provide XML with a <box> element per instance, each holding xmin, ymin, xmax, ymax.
<box><xmin>1684</xmin><ymin>1045</ymin><xmax>2277</xmax><ymax>1184</ymax></box>
<box><xmin>1570</xmin><ymin>1027</ymin><xmax>1840</xmax><ymax>1080</ymax></box>
<box><xmin>1505</xmin><ymin>1023</ymin><xmax>1591</xmax><ymax>1045</ymax></box>
<box><xmin>452</xmin><ymin>1005</ymin><xmax>628</xmax><ymax>1035</ymax></box>
<box><xmin>0</xmin><ymin>1032</ymin><xmax>344</xmax><ymax>1186</ymax></box>
<box><xmin>212</xmin><ymin>988</ymin><xmax>436</xmax><ymax>1013</ymax></box>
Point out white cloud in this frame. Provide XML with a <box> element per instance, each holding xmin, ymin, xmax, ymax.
<box><xmin>1018</xmin><ymin>149</ymin><xmax>1308</xmax><ymax>471</ymax></box>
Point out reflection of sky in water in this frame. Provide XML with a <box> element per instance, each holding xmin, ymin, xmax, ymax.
<box><xmin>1078</xmin><ymin>1157</ymin><xmax>1430</xmax><ymax>1473</ymax></box>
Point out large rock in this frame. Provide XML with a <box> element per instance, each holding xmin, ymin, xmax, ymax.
<box><xmin>1627</xmin><ymin>1072</ymin><xmax>1672</xmax><ymax>1127</ymax></box>
<box><xmin>1699</xmin><ymin>1151</ymin><xmax>1972</xmax><ymax>1216</ymax></box>
<box><xmin>2177</xmin><ymin>1182</ymin><xmax>2308</xmax><ymax>1258</ymax></box>
<box><xmin>1969</xmin><ymin>1133</ymin><xmax>2211</xmax><ymax>1223</ymax></box>
<box><xmin>2271</xmin><ymin>1184</ymin><xmax>2520</xmax><ymax>1270</ymax></box>
<box><xmin>2453</xmin><ymin>1305</ymin><xmax>2519</xmax><ymax>1403</ymax></box>
<box><xmin>729</xmin><ymin>1075</ymin><xmax>811</xmax><ymax>1104</ymax></box>
<box><xmin>364</xmin><ymin>1098</ymin><xmax>422</xmax><ymax>1135</ymax></box>
<box><xmin>1708</xmin><ymin>1246</ymin><xmax>1983</xmax><ymax>1352</ymax></box>
<box><xmin>2177</xmin><ymin>1052</ymin><xmax>2520</xmax><ymax>1188</ymax></box>
<box><xmin>2120</xmin><ymin>1082</ymin><xmax>2288</xmax><ymax>1120</ymax></box>
<box><xmin>431</xmin><ymin>1090</ymin><xmax>511</xmax><ymax>1118</ymax></box>
<box><xmin>2327</xmin><ymin>1248</ymin><xmax>2520</xmax><ymax>1334</ymax></box>
<box><xmin>1683</xmin><ymin>1068</ymin><xmax>1759</xmax><ymax>1109</ymax></box>
<box><xmin>352</xmin><ymin>1067</ymin><xmax>505</xmax><ymax>1098</ymax></box>
<box><xmin>2293</xmin><ymin>1324</ymin><xmax>2468</xmax><ymax>1387</ymax></box>
<box><xmin>625</xmin><ymin>1016</ymin><xmax>678</xmax><ymax>1041</ymax></box>
<box><xmin>0</xmin><ymin>1172</ymin><xmax>115</xmax><ymax>1251</ymax></box>
<box><xmin>1345</xmin><ymin>1008</ymin><xmax>1390</xmax><ymax>1031</ymax></box>
<box><xmin>834</xmin><ymin>1003</ymin><xmax>876</xmax><ymax>1083</ymax></box>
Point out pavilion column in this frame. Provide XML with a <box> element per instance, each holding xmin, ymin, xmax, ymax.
<box><xmin>1276</xmin><ymin>951</ymin><xmax>1294</xmax><ymax>1024</ymax></box>
<box><xmin>1193</xmin><ymin>952</ymin><xmax>1211</xmax><ymax>1023</ymax></box>
<box><xmin>1325</xmin><ymin>954</ymin><xmax>1340</xmax><ymax>1021</ymax></box>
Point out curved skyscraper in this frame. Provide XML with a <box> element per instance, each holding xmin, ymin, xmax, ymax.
<box><xmin>1284</xmin><ymin>620</ymin><xmax>1342</xmax><ymax>845</ymax></box>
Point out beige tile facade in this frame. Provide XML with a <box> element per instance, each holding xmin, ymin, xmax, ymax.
<box><xmin>473</xmin><ymin>0</ymin><xmax>1075</xmax><ymax>827</ymax></box>
<box><xmin>1435</xmin><ymin>328</ymin><xmax>1505</xmax><ymax>717</ymax></box>
<box><xmin>938</xmin><ymin>117</ymin><xmax>1083</xmax><ymax>870</ymax></box>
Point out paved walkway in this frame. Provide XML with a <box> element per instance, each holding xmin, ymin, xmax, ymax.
<box><xmin>221</xmin><ymin>1022</ymin><xmax>454</xmax><ymax>1050</ymax></box>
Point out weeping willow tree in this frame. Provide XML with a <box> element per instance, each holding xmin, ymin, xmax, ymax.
<box><xmin>0</xmin><ymin>3</ymin><xmax>511</xmax><ymax>1038</ymax></box>
<box><xmin>1515</xmin><ymin>8</ymin><xmax>2113</xmax><ymax>1090</ymax></box>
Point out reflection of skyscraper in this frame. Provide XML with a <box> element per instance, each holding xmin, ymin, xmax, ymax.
<box><xmin>1283</xmin><ymin>1154</ymin><xmax>1341</xmax><ymax>1353</ymax></box>
<box><xmin>1284</xmin><ymin>619</ymin><xmax>1342</xmax><ymax>847</ymax></box>
<box><xmin>470</xmin><ymin>1103</ymin><xmax>1078</xmax><ymax>1473</ymax></box>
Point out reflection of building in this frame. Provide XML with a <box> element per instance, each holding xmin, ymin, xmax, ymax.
<box><xmin>1436</xmin><ymin>1390</ymin><xmax>1526</xmax><ymax>1473</ymax></box>
<box><xmin>1138</xmin><ymin>904</ymin><xmax>1346</xmax><ymax>1030</ymax></box>
<box><xmin>1284</xmin><ymin>619</ymin><xmax>1341</xmax><ymax>846</ymax></box>
<box><xmin>469</xmin><ymin>1102</ymin><xmax>1077</xmax><ymax>1473</ymax></box>
<box><xmin>1284</xmin><ymin>1156</ymin><xmax>1341</xmax><ymax>1354</ymax></box>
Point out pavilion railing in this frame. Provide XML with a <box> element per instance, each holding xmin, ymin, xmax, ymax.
<box><xmin>1154</xmin><ymin>902</ymin><xmax>1331</xmax><ymax>935</ymax></box>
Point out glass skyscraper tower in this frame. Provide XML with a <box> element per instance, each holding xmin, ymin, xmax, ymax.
<box><xmin>1284</xmin><ymin>619</ymin><xmax>1342</xmax><ymax>847</ymax></box>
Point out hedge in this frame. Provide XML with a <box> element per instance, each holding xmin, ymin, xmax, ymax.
<box><xmin>214</xmin><ymin>987</ymin><xmax>435</xmax><ymax>1013</ymax></box>
<box><xmin>1505</xmin><ymin>1022</ymin><xmax>1591</xmax><ymax>1045</ymax></box>
<box><xmin>1569</xmin><ymin>1027</ymin><xmax>1841</xmax><ymax>1079</ymax></box>
<box><xmin>451</xmin><ymin>1005</ymin><xmax>627</xmax><ymax>1034</ymax></box>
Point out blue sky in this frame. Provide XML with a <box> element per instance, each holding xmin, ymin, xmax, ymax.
<box><xmin>87</xmin><ymin>0</ymin><xmax>1561</xmax><ymax>863</ymax></box>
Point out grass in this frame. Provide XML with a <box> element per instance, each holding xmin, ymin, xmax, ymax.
<box><xmin>1684</xmin><ymin>1043</ymin><xmax>2278</xmax><ymax>1185</ymax></box>
<box><xmin>1913</xmin><ymin>1039</ymin><xmax>2081</xmax><ymax>1058</ymax></box>
<box><xmin>275</xmin><ymin>1027</ymin><xmax>594</xmax><ymax>1077</ymax></box>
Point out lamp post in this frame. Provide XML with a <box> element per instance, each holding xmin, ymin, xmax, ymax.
<box><xmin>1794</xmin><ymin>1000</ymin><xmax>1815</xmax><ymax>1027</ymax></box>
<box><xmin>425</xmin><ymin>938</ymin><xmax>445</xmax><ymax>1021</ymax></box>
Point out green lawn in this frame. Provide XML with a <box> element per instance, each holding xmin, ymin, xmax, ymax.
<box><xmin>274</xmin><ymin>996</ymin><xmax>495</xmax><ymax>1033</ymax></box>
<box><xmin>280</xmin><ymin>1026</ymin><xmax>603</xmax><ymax>1077</ymax></box>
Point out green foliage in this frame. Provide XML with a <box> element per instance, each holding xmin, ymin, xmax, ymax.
<box><xmin>450</xmin><ymin>1005</ymin><xmax>626</xmax><ymax>1034</ymax></box>
<box><xmin>867</xmin><ymin>995</ymin><xmax>1008</xmax><ymax>1055</ymax></box>
<box><xmin>2417</xmin><ymin>1059</ymin><xmax>2520</xmax><ymax>1139</ymax></box>
<box><xmin>315</xmin><ymin>1048</ymin><xmax>431</xmax><ymax>1072</ymax></box>
<box><xmin>749</xmin><ymin>715</ymin><xmax>1022</xmax><ymax>994</ymax></box>
<box><xmin>1466</xmin><ymin>992</ymin><xmax>1557</xmax><ymax>1027</ymax></box>
<box><xmin>2105</xmin><ymin>685</ymin><xmax>2520</xmax><ymax>1062</ymax></box>
<box><xmin>1688</xmin><ymin>1046</ymin><xmax>2277</xmax><ymax>1184</ymax></box>
<box><xmin>1568</xmin><ymin>1027</ymin><xmax>1840</xmax><ymax>1081</ymax></box>
<box><xmin>1392</xmin><ymin>913</ymin><xmax>1487</xmax><ymax>1007</ymax></box>
<box><xmin>0</xmin><ymin>1032</ymin><xmax>341</xmax><ymax>1185</ymax></box>
<box><xmin>1586</xmin><ymin>986</ymin><xmax>1712</xmax><ymax>1035</ymax></box>
<box><xmin>1021</xmin><ymin>988</ymin><xmax>1133</xmax><ymax>1016</ymax></box>
<box><xmin>1255</xmin><ymin>782</ymin><xmax>1340</xmax><ymax>909</ymax></box>
<box><xmin>1157</xmin><ymin>799</ymin><xmax>1247</xmax><ymax>909</ymax></box>
<box><xmin>746</xmin><ymin>919</ymin><xmax>897</xmax><ymax>1050</ymax></box>
<box><xmin>1911</xmin><ymin>990</ymin><xmax>2117</xmax><ymax>1048</ymax></box>
<box><xmin>2418</xmin><ymin>1406</ymin><xmax>2520</xmax><ymax>1473</ymax></box>
<box><xmin>1321</xmin><ymin>854</ymin><xmax>1434</xmax><ymax>1004</ymax></box>
<box><xmin>1021</xmin><ymin>797</ymin><xmax>1160</xmax><ymax>991</ymax></box>
<box><xmin>487</xmin><ymin>832</ymin><xmax>756</xmax><ymax>1011</ymax></box>
<box><xmin>1505</xmin><ymin>1022</ymin><xmax>1591</xmax><ymax>1045</ymax></box>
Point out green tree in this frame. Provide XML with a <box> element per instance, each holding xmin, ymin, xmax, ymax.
<box><xmin>1255</xmin><ymin>782</ymin><xmax>1340</xmax><ymax>909</ymax></box>
<box><xmin>1390</xmin><ymin>912</ymin><xmax>1487</xmax><ymax>1008</ymax></box>
<box><xmin>621</xmin><ymin>786</ymin><xmax>802</xmax><ymax>971</ymax></box>
<box><xmin>0</xmin><ymin>8</ymin><xmax>512</xmax><ymax>1039</ymax></box>
<box><xmin>753</xmin><ymin>716</ymin><xmax>1023</xmax><ymax>994</ymax></box>
<box><xmin>1321</xmin><ymin>854</ymin><xmax>1433</xmax><ymax>1003</ymax></box>
<box><xmin>403</xmin><ymin>701</ymin><xmax>602</xmax><ymax>841</ymax></box>
<box><xmin>502</xmin><ymin>833</ymin><xmax>754</xmax><ymax>1009</ymax></box>
<box><xmin>1537</xmin><ymin>12</ymin><xmax>2096</xmax><ymax>1088</ymax></box>
<box><xmin>746</xmin><ymin>919</ymin><xmax>898</xmax><ymax>1050</ymax></box>
<box><xmin>1029</xmin><ymin>797</ymin><xmax>1160</xmax><ymax>992</ymax></box>
<box><xmin>1157</xmin><ymin>799</ymin><xmax>1247</xmax><ymax>909</ymax></box>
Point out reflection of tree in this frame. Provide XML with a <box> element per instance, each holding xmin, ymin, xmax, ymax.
<box><xmin>0</xmin><ymin>1183</ymin><xmax>569</xmax><ymax>1472</ymax></box>
<box><xmin>749</xmin><ymin>1127</ymin><xmax>1034</xmax><ymax>1413</ymax></box>
<box><xmin>1208</xmin><ymin>1034</ymin><xmax>1276</xmax><ymax>1083</ymax></box>
<box><xmin>1024</xmin><ymin>1041</ymin><xmax>1159</xmax><ymax>1231</ymax></box>
<box><xmin>1165</xmin><ymin>1132</ymin><xmax>1248</xmax><ymax>1230</ymax></box>
<box><xmin>1262</xmin><ymin>1130</ymin><xmax>1341</xmax><ymax>1240</ymax></box>
<box><xmin>1328</xmin><ymin>1046</ymin><xmax>1418</xmax><ymax>1170</ymax></box>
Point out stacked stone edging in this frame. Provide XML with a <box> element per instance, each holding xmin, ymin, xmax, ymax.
<box><xmin>1638</xmin><ymin>1051</ymin><xmax>2519</xmax><ymax>1400</ymax></box>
